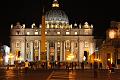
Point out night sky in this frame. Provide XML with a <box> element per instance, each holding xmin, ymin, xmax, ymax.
<box><xmin>0</xmin><ymin>0</ymin><xmax>120</xmax><ymax>46</ymax></box>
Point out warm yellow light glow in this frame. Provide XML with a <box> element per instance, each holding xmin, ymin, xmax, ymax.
<box><xmin>66</xmin><ymin>32</ymin><xmax>70</xmax><ymax>35</ymax></box>
<box><xmin>84</xmin><ymin>29</ymin><xmax>89</xmax><ymax>34</ymax></box>
<box><xmin>51</xmin><ymin>25</ymin><xmax>53</xmax><ymax>28</ymax></box>
<box><xmin>27</xmin><ymin>32</ymin><xmax>30</xmax><ymax>35</ymax></box>
<box><xmin>52</xmin><ymin>4</ymin><xmax>59</xmax><ymax>7</ymax></box>
<box><xmin>0</xmin><ymin>59</ymin><xmax>3</xmax><ymax>61</ymax></box>
<box><xmin>11</xmin><ymin>24</ymin><xmax>13</xmax><ymax>28</ymax></box>
<box><xmin>35</xmin><ymin>32</ymin><xmax>38</xmax><ymax>35</ymax></box>
<box><xmin>57</xmin><ymin>32</ymin><xmax>60</xmax><ymax>34</ymax></box>
<box><xmin>57</xmin><ymin>42</ymin><xmax>60</xmax><ymax>44</ymax></box>
<box><xmin>52</xmin><ymin>0</ymin><xmax>59</xmax><ymax>7</ymax></box>
<box><xmin>47</xmin><ymin>24</ymin><xmax>49</xmax><ymax>28</ymax></box>
<box><xmin>45</xmin><ymin>42</ymin><xmax>47</xmax><ymax>45</ymax></box>
<box><xmin>69</xmin><ymin>54</ymin><xmax>74</xmax><ymax>58</ymax></box>
<box><xmin>98</xmin><ymin>59</ymin><xmax>101</xmax><ymax>62</ymax></box>
<box><xmin>55</xmin><ymin>25</ymin><xmax>57</xmax><ymax>28</ymax></box>
<box><xmin>111</xmin><ymin>58</ymin><xmax>113</xmax><ymax>64</ymax></box>
<box><xmin>109</xmin><ymin>30</ymin><xmax>116</xmax><ymax>39</ymax></box>
<box><xmin>32</xmin><ymin>23</ymin><xmax>35</xmax><ymax>28</ymax></box>
<box><xmin>108</xmin><ymin>58</ymin><xmax>110</xmax><ymax>61</ymax></box>
<box><xmin>94</xmin><ymin>59</ymin><xmax>98</xmax><ymax>61</ymax></box>
<box><xmin>74</xmin><ymin>23</ymin><xmax>77</xmax><ymax>26</ymax></box>
<box><xmin>66</xmin><ymin>54</ymin><xmax>74</xmax><ymax>61</ymax></box>
<box><xmin>8</xmin><ymin>53</ymin><xmax>14</xmax><ymax>58</ymax></box>
<box><xmin>91</xmin><ymin>24</ymin><xmax>93</xmax><ymax>28</ymax></box>
<box><xmin>75</xmin><ymin>32</ymin><xmax>77</xmax><ymax>35</ymax></box>
<box><xmin>84</xmin><ymin>22</ymin><xmax>89</xmax><ymax>28</ymax></box>
<box><xmin>66</xmin><ymin>57</ymin><xmax>71</xmax><ymax>61</ymax></box>
<box><xmin>23</xmin><ymin>24</ymin><xmax>25</xmax><ymax>28</ymax></box>
<box><xmin>17</xmin><ymin>57</ymin><xmax>23</xmax><ymax>61</ymax></box>
<box><xmin>45</xmin><ymin>32</ymin><xmax>47</xmax><ymax>34</ymax></box>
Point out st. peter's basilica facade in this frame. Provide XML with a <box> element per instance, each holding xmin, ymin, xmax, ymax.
<box><xmin>10</xmin><ymin>0</ymin><xmax>96</xmax><ymax>63</ymax></box>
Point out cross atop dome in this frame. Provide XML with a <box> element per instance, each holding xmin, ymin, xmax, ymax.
<box><xmin>52</xmin><ymin>0</ymin><xmax>59</xmax><ymax>8</ymax></box>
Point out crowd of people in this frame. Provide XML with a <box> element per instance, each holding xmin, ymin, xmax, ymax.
<box><xmin>11</xmin><ymin>60</ymin><xmax>116</xmax><ymax>73</ymax></box>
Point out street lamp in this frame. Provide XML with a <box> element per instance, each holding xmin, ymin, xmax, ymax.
<box><xmin>109</xmin><ymin>27</ymin><xmax>118</xmax><ymax>68</ymax></box>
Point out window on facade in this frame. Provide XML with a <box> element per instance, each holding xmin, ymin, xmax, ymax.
<box><xmin>51</xmin><ymin>25</ymin><xmax>53</xmax><ymax>28</ymax></box>
<box><xmin>45</xmin><ymin>42</ymin><xmax>47</xmax><ymax>47</ymax></box>
<box><xmin>50</xmin><ymin>42</ymin><xmax>54</xmax><ymax>47</ymax></box>
<box><xmin>57</xmin><ymin>45</ymin><xmax>60</xmax><ymax>47</ymax></box>
<box><xmin>35</xmin><ymin>32</ymin><xmax>38</xmax><ymax>35</ymax></box>
<box><xmin>34</xmin><ymin>40</ymin><xmax>38</xmax><ymax>48</ymax></box>
<box><xmin>75</xmin><ymin>32</ymin><xmax>77</xmax><ymax>35</ymax></box>
<box><xmin>57</xmin><ymin>42</ymin><xmax>60</xmax><ymax>44</ymax></box>
<box><xmin>27</xmin><ymin>32</ymin><xmax>30</xmax><ymax>35</ymax></box>
<box><xmin>57</xmin><ymin>47</ymin><xmax>60</xmax><ymax>50</ymax></box>
<box><xmin>66</xmin><ymin>32</ymin><xmax>70</xmax><ymax>35</ymax></box>
<box><xmin>47</xmin><ymin>24</ymin><xmax>49</xmax><ymax>28</ymax></box>
<box><xmin>27</xmin><ymin>43</ymin><xmax>29</xmax><ymax>48</ymax></box>
<box><xmin>75</xmin><ymin>43</ymin><xmax>77</xmax><ymax>47</ymax></box>
<box><xmin>16</xmin><ymin>42</ymin><xmax>20</xmax><ymax>48</ymax></box>
<box><xmin>109</xmin><ymin>30</ymin><xmax>116</xmax><ymax>39</ymax></box>
<box><xmin>85</xmin><ymin>41</ymin><xmax>89</xmax><ymax>48</ymax></box>
<box><xmin>57</xmin><ymin>32</ymin><xmax>60</xmax><ymax>35</ymax></box>
<box><xmin>84</xmin><ymin>29</ymin><xmax>89</xmax><ymax>34</ymax></box>
<box><xmin>45</xmin><ymin>32</ymin><xmax>47</xmax><ymax>34</ymax></box>
<box><xmin>55</xmin><ymin>25</ymin><xmax>57</xmax><ymax>28</ymax></box>
<box><xmin>16</xmin><ymin>31</ymin><xmax>20</xmax><ymax>35</ymax></box>
<box><xmin>66</xmin><ymin>40</ymin><xmax>70</xmax><ymax>48</ymax></box>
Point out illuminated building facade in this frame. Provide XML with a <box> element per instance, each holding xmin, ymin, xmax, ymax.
<box><xmin>98</xmin><ymin>21</ymin><xmax>120</xmax><ymax>69</ymax></box>
<box><xmin>10</xmin><ymin>0</ymin><xmax>95</xmax><ymax>63</ymax></box>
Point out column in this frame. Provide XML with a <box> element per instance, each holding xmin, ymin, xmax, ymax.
<box><xmin>11</xmin><ymin>42</ymin><xmax>15</xmax><ymax>64</ymax></box>
<box><xmin>47</xmin><ymin>42</ymin><xmax>49</xmax><ymax>61</ymax></box>
<box><xmin>11</xmin><ymin>41</ymin><xmax>14</xmax><ymax>54</ymax></box>
<box><xmin>30</xmin><ymin>41</ymin><xmax>33</xmax><ymax>61</ymax></box>
<box><xmin>60</xmin><ymin>41</ymin><xmax>62</xmax><ymax>62</ymax></box>
<box><xmin>38</xmin><ymin>41</ymin><xmax>40</xmax><ymax>60</ymax></box>
<box><xmin>80</xmin><ymin>40</ymin><xmax>84</xmax><ymax>62</ymax></box>
<box><xmin>90</xmin><ymin>42</ymin><xmax>94</xmax><ymax>55</ymax></box>
<box><xmin>71</xmin><ymin>41</ymin><xmax>74</xmax><ymax>54</ymax></box>
<box><xmin>64</xmin><ymin>41</ymin><xmax>66</xmax><ymax>61</ymax></box>
<box><xmin>55</xmin><ymin>42</ymin><xmax>57</xmax><ymax>61</ymax></box>
<box><xmin>21</xmin><ymin>41</ymin><xmax>25</xmax><ymax>61</ymax></box>
<box><xmin>78</xmin><ymin>39</ymin><xmax>80</xmax><ymax>62</ymax></box>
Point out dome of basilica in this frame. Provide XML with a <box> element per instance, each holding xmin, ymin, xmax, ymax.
<box><xmin>45</xmin><ymin>0</ymin><xmax>69</xmax><ymax>24</ymax></box>
<box><xmin>45</xmin><ymin>9</ymin><xmax>69</xmax><ymax>23</ymax></box>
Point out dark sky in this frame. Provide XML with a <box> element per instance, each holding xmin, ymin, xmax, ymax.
<box><xmin>0</xmin><ymin>0</ymin><xmax>120</xmax><ymax>46</ymax></box>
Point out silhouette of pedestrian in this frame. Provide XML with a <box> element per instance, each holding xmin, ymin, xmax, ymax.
<box><xmin>111</xmin><ymin>63</ymin><xmax>115</xmax><ymax>72</ymax></box>
<box><xmin>24</xmin><ymin>60</ymin><xmax>30</xmax><ymax>73</ymax></box>
<box><xmin>74</xmin><ymin>62</ymin><xmax>77</xmax><ymax>69</ymax></box>
<box><xmin>90</xmin><ymin>63</ymin><xmax>92</xmax><ymax>69</ymax></box>
<box><xmin>66</xmin><ymin>62</ymin><xmax>69</xmax><ymax>70</ymax></box>
<box><xmin>71</xmin><ymin>62</ymin><xmax>73</xmax><ymax>70</ymax></box>
<box><xmin>93</xmin><ymin>62</ymin><xmax>98</xmax><ymax>78</ymax></box>
<box><xmin>41</xmin><ymin>62</ymin><xmax>45</xmax><ymax>69</ymax></box>
<box><xmin>81</xmin><ymin>61</ymin><xmax>84</xmax><ymax>70</ymax></box>
<box><xmin>99</xmin><ymin>63</ymin><xmax>102</xmax><ymax>69</ymax></box>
